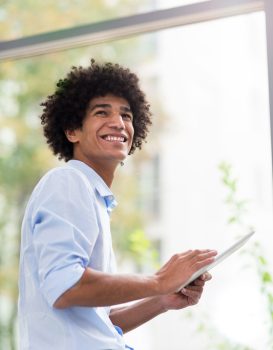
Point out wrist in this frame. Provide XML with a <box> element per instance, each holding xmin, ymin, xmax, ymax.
<box><xmin>157</xmin><ymin>295</ymin><xmax>170</xmax><ymax>313</ymax></box>
<box><xmin>146</xmin><ymin>295</ymin><xmax>169</xmax><ymax>314</ymax></box>
<box><xmin>147</xmin><ymin>275</ymin><xmax>162</xmax><ymax>296</ymax></box>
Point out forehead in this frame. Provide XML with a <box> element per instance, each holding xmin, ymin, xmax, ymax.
<box><xmin>89</xmin><ymin>94</ymin><xmax>130</xmax><ymax>109</ymax></box>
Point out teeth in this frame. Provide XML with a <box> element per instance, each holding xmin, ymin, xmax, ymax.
<box><xmin>104</xmin><ymin>135</ymin><xmax>125</xmax><ymax>142</ymax></box>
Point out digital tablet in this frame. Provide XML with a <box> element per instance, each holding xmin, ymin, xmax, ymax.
<box><xmin>177</xmin><ymin>230</ymin><xmax>255</xmax><ymax>291</ymax></box>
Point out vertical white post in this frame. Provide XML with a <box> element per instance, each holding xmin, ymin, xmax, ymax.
<box><xmin>264</xmin><ymin>0</ymin><xmax>273</xmax><ymax>177</ymax></box>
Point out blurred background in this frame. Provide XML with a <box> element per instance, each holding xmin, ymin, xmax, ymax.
<box><xmin>0</xmin><ymin>0</ymin><xmax>273</xmax><ymax>349</ymax></box>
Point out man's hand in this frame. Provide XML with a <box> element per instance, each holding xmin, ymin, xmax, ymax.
<box><xmin>159</xmin><ymin>272</ymin><xmax>212</xmax><ymax>311</ymax></box>
<box><xmin>155</xmin><ymin>250</ymin><xmax>216</xmax><ymax>295</ymax></box>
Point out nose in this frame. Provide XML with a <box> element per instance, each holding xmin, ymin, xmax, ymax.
<box><xmin>108</xmin><ymin>114</ymin><xmax>125</xmax><ymax>130</ymax></box>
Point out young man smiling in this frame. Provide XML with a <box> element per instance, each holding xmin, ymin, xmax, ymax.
<box><xmin>65</xmin><ymin>94</ymin><xmax>134</xmax><ymax>187</ymax></box>
<box><xmin>18</xmin><ymin>60</ymin><xmax>217</xmax><ymax>350</ymax></box>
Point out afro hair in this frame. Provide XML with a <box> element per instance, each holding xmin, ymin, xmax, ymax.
<box><xmin>40</xmin><ymin>59</ymin><xmax>152</xmax><ymax>161</ymax></box>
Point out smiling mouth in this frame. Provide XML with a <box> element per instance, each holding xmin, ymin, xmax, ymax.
<box><xmin>101</xmin><ymin>135</ymin><xmax>128</xmax><ymax>142</ymax></box>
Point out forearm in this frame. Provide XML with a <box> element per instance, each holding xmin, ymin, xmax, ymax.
<box><xmin>54</xmin><ymin>267</ymin><xmax>159</xmax><ymax>308</ymax></box>
<box><xmin>110</xmin><ymin>296</ymin><xmax>167</xmax><ymax>333</ymax></box>
<box><xmin>110</xmin><ymin>273</ymin><xmax>213</xmax><ymax>333</ymax></box>
<box><xmin>54</xmin><ymin>249</ymin><xmax>216</xmax><ymax>309</ymax></box>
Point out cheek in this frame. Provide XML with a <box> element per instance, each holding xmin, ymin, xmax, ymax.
<box><xmin>82</xmin><ymin>126</ymin><xmax>97</xmax><ymax>143</ymax></box>
<box><xmin>129</xmin><ymin>125</ymin><xmax>134</xmax><ymax>142</ymax></box>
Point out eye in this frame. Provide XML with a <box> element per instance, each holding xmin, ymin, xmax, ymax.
<box><xmin>95</xmin><ymin>110</ymin><xmax>107</xmax><ymax>117</ymax></box>
<box><xmin>122</xmin><ymin>113</ymin><xmax>133</xmax><ymax>121</ymax></box>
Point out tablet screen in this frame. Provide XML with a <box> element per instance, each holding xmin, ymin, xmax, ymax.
<box><xmin>177</xmin><ymin>230</ymin><xmax>255</xmax><ymax>291</ymax></box>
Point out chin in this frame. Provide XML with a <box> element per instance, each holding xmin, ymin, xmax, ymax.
<box><xmin>113</xmin><ymin>152</ymin><xmax>128</xmax><ymax>161</ymax></box>
<box><xmin>107</xmin><ymin>154</ymin><xmax>127</xmax><ymax>164</ymax></box>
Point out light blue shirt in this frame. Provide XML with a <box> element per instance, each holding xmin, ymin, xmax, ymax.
<box><xmin>18</xmin><ymin>160</ymin><xmax>127</xmax><ymax>350</ymax></box>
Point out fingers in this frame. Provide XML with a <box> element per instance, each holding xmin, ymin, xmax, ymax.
<box><xmin>186</xmin><ymin>249</ymin><xmax>217</xmax><ymax>260</ymax></box>
<box><xmin>180</xmin><ymin>272</ymin><xmax>213</xmax><ymax>304</ymax></box>
<box><xmin>180</xmin><ymin>285</ymin><xmax>203</xmax><ymax>304</ymax></box>
<box><xmin>199</xmin><ymin>272</ymin><xmax>212</xmax><ymax>282</ymax></box>
<box><xmin>156</xmin><ymin>249</ymin><xmax>216</xmax><ymax>295</ymax></box>
<box><xmin>190</xmin><ymin>250</ymin><xmax>217</xmax><ymax>269</ymax></box>
<box><xmin>169</xmin><ymin>249</ymin><xmax>217</xmax><ymax>263</ymax></box>
<box><xmin>190</xmin><ymin>272</ymin><xmax>212</xmax><ymax>287</ymax></box>
<box><xmin>177</xmin><ymin>250</ymin><xmax>217</xmax><ymax>273</ymax></box>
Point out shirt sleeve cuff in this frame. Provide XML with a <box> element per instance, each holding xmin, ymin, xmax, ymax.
<box><xmin>41</xmin><ymin>263</ymin><xmax>85</xmax><ymax>307</ymax></box>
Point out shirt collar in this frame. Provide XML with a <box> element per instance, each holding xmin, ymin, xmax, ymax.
<box><xmin>66</xmin><ymin>160</ymin><xmax>117</xmax><ymax>212</ymax></box>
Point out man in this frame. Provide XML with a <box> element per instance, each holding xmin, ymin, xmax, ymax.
<box><xmin>18</xmin><ymin>60</ymin><xmax>217</xmax><ymax>350</ymax></box>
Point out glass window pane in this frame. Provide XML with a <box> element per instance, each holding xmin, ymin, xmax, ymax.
<box><xmin>0</xmin><ymin>0</ymin><xmax>211</xmax><ymax>41</ymax></box>
<box><xmin>0</xmin><ymin>0</ymin><xmax>156</xmax><ymax>40</ymax></box>
<box><xmin>148</xmin><ymin>11</ymin><xmax>272</xmax><ymax>350</ymax></box>
<box><xmin>1</xmin><ymin>10</ymin><xmax>271</xmax><ymax>350</ymax></box>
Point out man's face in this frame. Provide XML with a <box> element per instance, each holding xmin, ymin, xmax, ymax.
<box><xmin>67</xmin><ymin>94</ymin><xmax>134</xmax><ymax>168</ymax></box>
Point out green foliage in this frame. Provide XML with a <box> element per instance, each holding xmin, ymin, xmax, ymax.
<box><xmin>218</xmin><ymin>161</ymin><xmax>273</xmax><ymax>348</ymax></box>
<box><xmin>126</xmin><ymin>229</ymin><xmax>159</xmax><ymax>271</ymax></box>
<box><xmin>111</xmin><ymin>163</ymin><xmax>160</xmax><ymax>272</ymax></box>
<box><xmin>190</xmin><ymin>162</ymin><xmax>273</xmax><ymax>349</ymax></box>
<box><xmin>218</xmin><ymin>162</ymin><xmax>249</xmax><ymax>227</ymax></box>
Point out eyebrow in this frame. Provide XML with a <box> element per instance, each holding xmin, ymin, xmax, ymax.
<box><xmin>89</xmin><ymin>103</ymin><xmax>132</xmax><ymax>113</ymax></box>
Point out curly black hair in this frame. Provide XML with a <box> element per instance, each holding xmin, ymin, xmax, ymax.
<box><xmin>40</xmin><ymin>59</ymin><xmax>152</xmax><ymax>162</ymax></box>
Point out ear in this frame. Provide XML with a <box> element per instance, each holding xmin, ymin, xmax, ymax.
<box><xmin>65</xmin><ymin>129</ymin><xmax>80</xmax><ymax>143</ymax></box>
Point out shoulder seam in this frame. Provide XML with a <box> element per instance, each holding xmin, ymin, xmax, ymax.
<box><xmin>65</xmin><ymin>165</ymin><xmax>95</xmax><ymax>197</ymax></box>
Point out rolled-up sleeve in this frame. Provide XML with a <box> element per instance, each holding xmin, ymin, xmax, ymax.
<box><xmin>31</xmin><ymin>169</ymin><xmax>99</xmax><ymax>307</ymax></box>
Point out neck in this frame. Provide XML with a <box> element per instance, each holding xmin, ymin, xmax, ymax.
<box><xmin>88</xmin><ymin>161</ymin><xmax>117</xmax><ymax>188</ymax></box>
<box><xmin>72</xmin><ymin>156</ymin><xmax>119</xmax><ymax>188</ymax></box>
